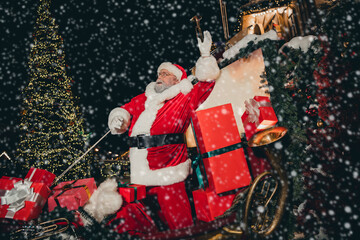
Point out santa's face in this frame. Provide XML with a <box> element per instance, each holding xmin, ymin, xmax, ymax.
<box><xmin>155</xmin><ymin>69</ymin><xmax>179</xmax><ymax>93</ymax></box>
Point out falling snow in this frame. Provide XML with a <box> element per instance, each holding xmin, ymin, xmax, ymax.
<box><xmin>0</xmin><ymin>0</ymin><xmax>359</xmax><ymax>239</ymax></box>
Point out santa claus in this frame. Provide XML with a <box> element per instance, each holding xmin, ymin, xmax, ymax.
<box><xmin>83</xmin><ymin>31</ymin><xmax>220</xmax><ymax>233</ymax></box>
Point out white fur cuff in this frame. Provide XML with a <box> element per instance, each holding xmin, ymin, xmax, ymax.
<box><xmin>108</xmin><ymin>107</ymin><xmax>131</xmax><ymax>134</ymax></box>
<box><xmin>195</xmin><ymin>56</ymin><xmax>220</xmax><ymax>82</ymax></box>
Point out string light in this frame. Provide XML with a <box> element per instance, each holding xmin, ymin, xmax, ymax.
<box><xmin>234</xmin><ymin>0</ymin><xmax>292</xmax><ymax>32</ymax></box>
<box><xmin>17</xmin><ymin>0</ymin><xmax>90</xmax><ymax>181</ymax></box>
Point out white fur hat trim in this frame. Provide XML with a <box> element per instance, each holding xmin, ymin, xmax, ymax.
<box><xmin>157</xmin><ymin>62</ymin><xmax>183</xmax><ymax>81</ymax></box>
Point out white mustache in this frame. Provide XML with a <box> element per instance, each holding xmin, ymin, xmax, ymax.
<box><xmin>156</xmin><ymin>80</ymin><xmax>164</xmax><ymax>84</ymax></box>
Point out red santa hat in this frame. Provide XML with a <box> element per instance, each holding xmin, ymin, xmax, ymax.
<box><xmin>157</xmin><ymin>62</ymin><xmax>187</xmax><ymax>81</ymax></box>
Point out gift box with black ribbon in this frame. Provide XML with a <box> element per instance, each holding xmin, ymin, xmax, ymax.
<box><xmin>118</xmin><ymin>183</ymin><xmax>146</xmax><ymax>203</ymax></box>
<box><xmin>191</xmin><ymin>103</ymin><xmax>251</xmax><ymax>194</ymax></box>
<box><xmin>48</xmin><ymin>178</ymin><xmax>96</xmax><ymax>212</ymax></box>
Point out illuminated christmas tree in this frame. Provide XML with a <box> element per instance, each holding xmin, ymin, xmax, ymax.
<box><xmin>16</xmin><ymin>0</ymin><xmax>90</xmax><ymax>180</ymax></box>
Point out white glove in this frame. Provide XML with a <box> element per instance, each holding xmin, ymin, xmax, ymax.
<box><xmin>197</xmin><ymin>31</ymin><xmax>212</xmax><ymax>57</ymax></box>
<box><xmin>195</xmin><ymin>32</ymin><xmax>220</xmax><ymax>81</ymax></box>
<box><xmin>109</xmin><ymin>117</ymin><xmax>124</xmax><ymax>135</ymax></box>
<box><xmin>82</xmin><ymin>178</ymin><xmax>122</xmax><ymax>225</ymax></box>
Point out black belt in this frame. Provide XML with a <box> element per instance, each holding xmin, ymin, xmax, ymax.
<box><xmin>191</xmin><ymin>77</ymin><xmax>199</xmax><ymax>85</ymax></box>
<box><xmin>128</xmin><ymin>133</ymin><xmax>185</xmax><ymax>149</ymax></box>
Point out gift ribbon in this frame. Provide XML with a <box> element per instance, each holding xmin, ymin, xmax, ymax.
<box><xmin>201</xmin><ymin>142</ymin><xmax>246</xmax><ymax>159</ymax></box>
<box><xmin>118</xmin><ymin>182</ymin><xmax>138</xmax><ymax>201</ymax></box>
<box><xmin>53</xmin><ymin>180</ymin><xmax>91</xmax><ymax>208</ymax></box>
<box><xmin>190</xmin><ymin>118</ymin><xmax>208</xmax><ymax>190</ymax></box>
<box><xmin>117</xmin><ymin>182</ymin><xmax>129</xmax><ymax>188</ymax></box>
<box><xmin>244</xmin><ymin>98</ymin><xmax>272</xmax><ymax>126</ymax></box>
<box><xmin>191</xmin><ymin>154</ymin><xmax>205</xmax><ymax>190</ymax></box>
<box><xmin>24</xmin><ymin>168</ymin><xmax>37</xmax><ymax>182</ymax></box>
<box><xmin>0</xmin><ymin>180</ymin><xmax>42</xmax><ymax>219</ymax></box>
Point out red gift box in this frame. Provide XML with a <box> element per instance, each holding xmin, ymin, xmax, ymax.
<box><xmin>147</xmin><ymin>181</ymin><xmax>194</xmax><ymax>230</ymax></box>
<box><xmin>192</xmin><ymin>188</ymin><xmax>235</xmax><ymax>222</ymax></box>
<box><xmin>108</xmin><ymin>202</ymin><xmax>156</xmax><ymax>234</ymax></box>
<box><xmin>118</xmin><ymin>183</ymin><xmax>146</xmax><ymax>203</ymax></box>
<box><xmin>0</xmin><ymin>178</ymin><xmax>50</xmax><ymax>221</ymax></box>
<box><xmin>0</xmin><ymin>176</ymin><xmax>23</xmax><ymax>182</ymax></box>
<box><xmin>25</xmin><ymin>168</ymin><xmax>56</xmax><ymax>188</ymax></box>
<box><xmin>192</xmin><ymin>103</ymin><xmax>251</xmax><ymax>194</ymax></box>
<box><xmin>241</xmin><ymin>96</ymin><xmax>278</xmax><ymax>140</ymax></box>
<box><xmin>48</xmin><ymin>178</ymin><xmax>96</xmax><ymax>212</ymax></box>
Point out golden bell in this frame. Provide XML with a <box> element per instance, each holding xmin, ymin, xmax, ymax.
<box><xmin>317</xmin><ymin>119</ymin><xmax>324</xmax><ymax>128</ymax></box>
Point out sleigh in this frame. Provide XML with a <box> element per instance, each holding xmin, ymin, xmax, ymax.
<box><xmin>133</xmin><ymin>127</ymin><xmax>289</xmax><ymax>239</ymax></box>
<box><xmin>10</xmin><ymin>48</ymin><xmax>289</xmax><ymax>240</ymax></box>
<box><xmin>136</xmin><ymin>49</ymin><xmax>289</xmax><ymax>239</ymax></box>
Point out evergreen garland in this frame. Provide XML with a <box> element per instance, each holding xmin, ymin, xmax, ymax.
<box><xmin>220</xmin><ymin>36</ymin><xmax>325</xmax><ymax>238</ymax></box>
<box><xmin>301</xmin><ymin>1</ymin><xmax>360</xmax><ymax>239</ymax></box>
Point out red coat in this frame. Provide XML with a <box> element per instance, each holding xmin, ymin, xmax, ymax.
<box><xmin>116</xmin><ymin>78</ymin><xmax>214</xmax><ymax>186</ymax></box>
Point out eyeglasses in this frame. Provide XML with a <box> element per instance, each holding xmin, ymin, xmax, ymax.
<box><xmin>158</xmin><ymin>72</ymin><xmax>174</xmax><ymax>78</ymax></box>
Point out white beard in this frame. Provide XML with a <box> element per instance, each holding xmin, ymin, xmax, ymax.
<box><xmin>154</xmin><ymin>82</ymin><xmax>171</xmax><ymax>93</ymax></box>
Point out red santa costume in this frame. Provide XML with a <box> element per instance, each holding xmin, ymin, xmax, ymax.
<box><xmin>107</xmin><ymin>59</ymin><xmax>219</xmax><ymax>231</ymax></box>
<box><xmin>83</xmin><ymin>31</ymin><xmax>220</xmax><ymax>234</ymax></box>
<box><xmin>109</xmin><ymin>63</ymin><xmax>215</xmax><ymax>186</ymax></box>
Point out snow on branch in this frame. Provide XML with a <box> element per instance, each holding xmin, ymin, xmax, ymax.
<box><xmin>222</xmin><ymin>30</ymin><xmax>279</xmax><ymax>60</ymax></box>
<box><xmin>279</xmin><ymin>35</ymin><xmax>317</xmax><ymax>53</ymax></box>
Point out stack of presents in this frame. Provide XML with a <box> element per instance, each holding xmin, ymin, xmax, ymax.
<box><xmin>0</xmin><ymin>168</ymin><xmax>148</xmax><ymax>234</ymax></box>
<box><xmin>0</xmin><ymin>95</ymin><xmax>278</xmax><ymax>234</ymax></box>
<box><xmin>0</xmin><ymin>168</ymin><xmax>97</xmax><ymax>222</ymax></box>
<box><xmin>190</xmin><ymin>96</ymin><xmax>278</xmax><ymax>222</ymax></box>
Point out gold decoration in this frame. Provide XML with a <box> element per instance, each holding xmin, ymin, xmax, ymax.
<box><xmin>244</xmin><ymin>127</ymin><xmax>289</xmax><ymax>236</ymax></box>
<box><xmin>317</xmin><ymin>119</ymin><xmax>324</xmax><ymax>128</ymax></box>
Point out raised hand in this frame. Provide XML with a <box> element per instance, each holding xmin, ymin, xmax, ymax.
<box><xmin>197</xmin><ymin>30</ymin><xmax>212</xmax><ymax>57</ymax></box>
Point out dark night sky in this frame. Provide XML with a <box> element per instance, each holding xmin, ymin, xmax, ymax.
<box><xmin>0</xmin><ymin>0</ymin><xmax>245</xmax><ymax>158</ymax></box>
